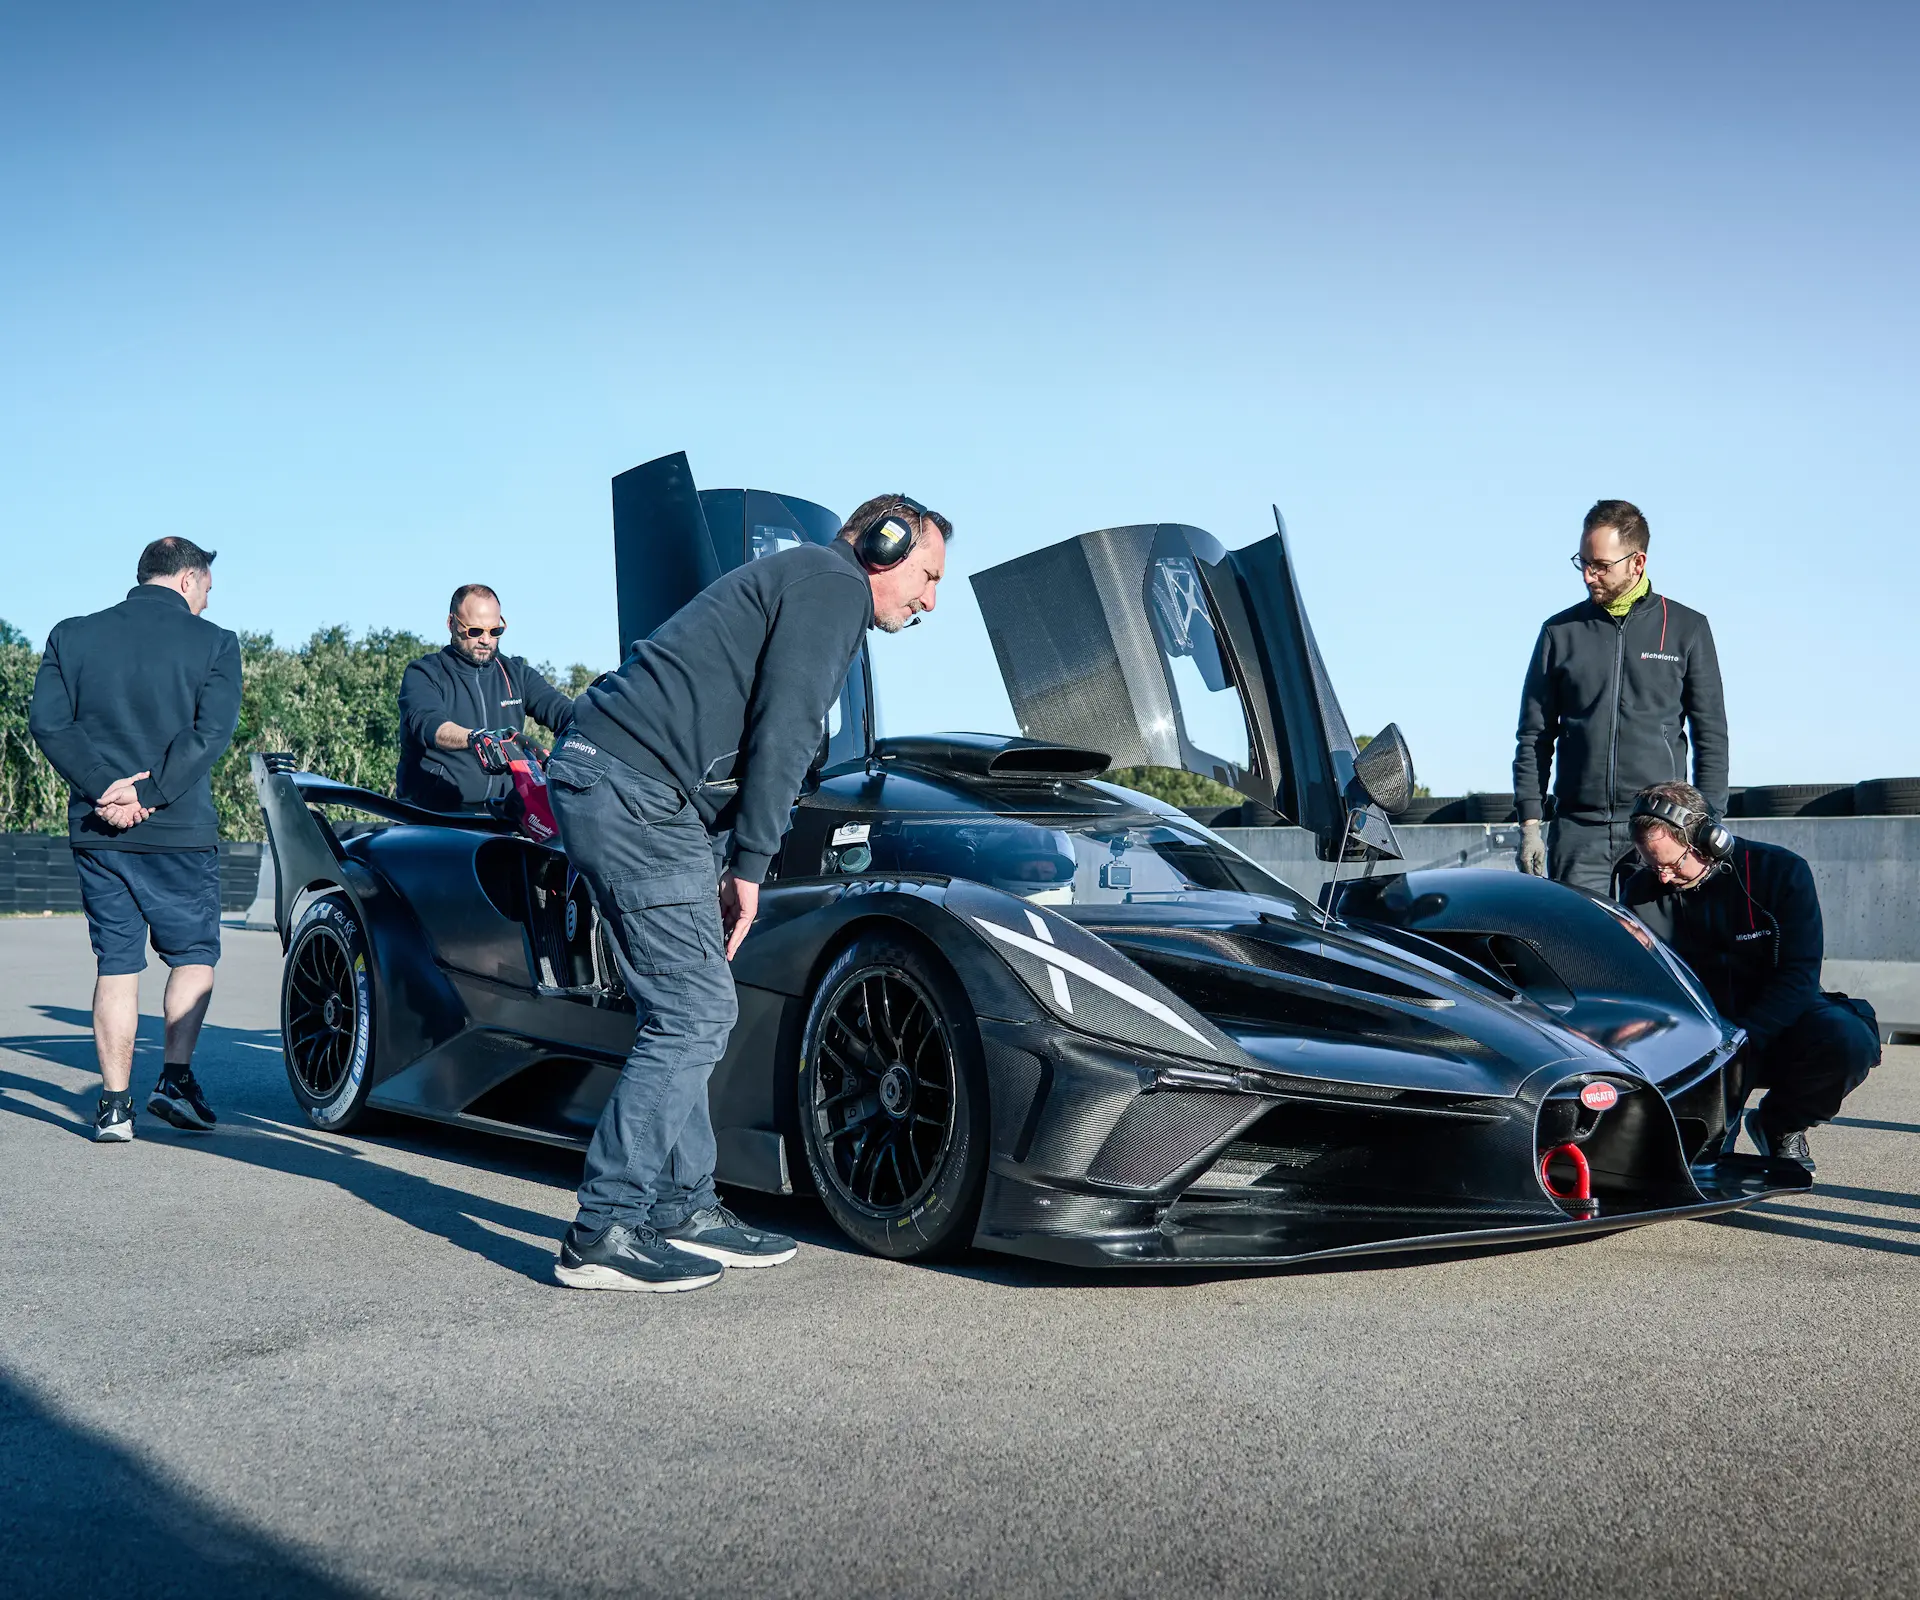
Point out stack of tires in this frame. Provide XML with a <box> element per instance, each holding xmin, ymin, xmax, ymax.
<box><xmin>1727</xmin><ymin>779</ymin><xmax>1920</xmax><ymax>818</ymax></box>
<box><xmin>1853</xmin><ymin>777</ymin><xmax>1920</xmax><ymax>816</ymax></box>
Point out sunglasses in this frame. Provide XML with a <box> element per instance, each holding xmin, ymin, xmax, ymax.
<box><xmin>458</xmin><ymin>625</ymin><xmax>507</xmax><ymax>639</ymax></box>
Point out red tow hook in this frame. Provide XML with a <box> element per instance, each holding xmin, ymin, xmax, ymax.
<box><xmin>1541</xmin><ymin>1142</ymin><xmax>1599</xmax><ymax>1216</ymax></box>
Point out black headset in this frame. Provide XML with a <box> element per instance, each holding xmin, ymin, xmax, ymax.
<box><xmin>1630</xmin><ymin>792</ymin><xmax>1734</xmax><ymax>864</ymax></box>
<box><xmin>852</xmin><ymin>494</ymin><xmax>929</xmax><ymax>572</ymax></box>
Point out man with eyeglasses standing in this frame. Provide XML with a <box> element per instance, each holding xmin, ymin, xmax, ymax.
<box><xmin>1512</xmin><ymin>500</ymin><xmax>1728</xmax><ymax>893</ymax></box>
<box><xmin>396</xmin><ymin>584</ymin><xmax>575</xmax><ymax>811</ymax></box>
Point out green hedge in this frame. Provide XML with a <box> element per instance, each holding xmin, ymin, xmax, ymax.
<box><xmin>1</xmin><ymin>621</ymin><xmax>596</xmax><ymax>841</ymax></box>
<box><xmin>6</xmin><ymin>610</ymin><xmax>1427</xmax><ymax>835</ymax></box>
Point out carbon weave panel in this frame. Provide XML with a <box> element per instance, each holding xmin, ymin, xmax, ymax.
<box><xmin>1086</xmin><ymin>1092</ymin><xmax>1259</xmax><ymax>1189</ymax></box>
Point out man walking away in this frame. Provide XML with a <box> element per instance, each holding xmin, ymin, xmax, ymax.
<box><xmin>1620</xmin><ymin>782</ymin><xmax>1879</xmax><ymax>1176</ymax></box>
<box><xmin>546</xmin><ymin>493</ymin><xmax>951</xmax><ymax>1292</ymax></box>
<box><xmin>28</xmin><ymin>538</ymin><xmax>243</xmax><ymax>1141</ymax></box>
<box><xmin>1513</xmin><ymin>499</ymin><xmax>1728</xmax><ymax>894</ymax></box>
<box><xmin>396</xmin><ymin>583</ymin><xmax>575</xmax><ymax>811</ymax></box>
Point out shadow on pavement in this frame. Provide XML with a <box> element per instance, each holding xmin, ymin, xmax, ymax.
<box><xmin>1830</xmin><ymin>1115</ymin><xmax>1920</xmax><ymax>1134</ymax></box>
<box><xmin>1709</xmin><ymin>1205</ymin><xmax>1920</xmax><ymax>1259</ymax></box>
<box><xmin>182</xmin><ymin>1113</ymin><xmax>573</xmax><ymax>1281</ymax></box>
<box><xmin>0</xmin><ymin>1370</ymin><xmax>369</xmax><ymax>1600</ymax></box>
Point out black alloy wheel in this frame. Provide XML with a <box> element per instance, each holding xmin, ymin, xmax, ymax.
<box><xmin>797</xmin><ymin>932</ymin><xmax>989</xmax><ymax>1260</ymax></box>
<box><xmin>281</xmin><ymin>893</ymin><xmax>377</xmax><ymax>1130</ymax></box>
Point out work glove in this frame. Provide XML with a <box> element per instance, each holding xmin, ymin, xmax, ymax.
<box><xmin>1517</xmin><ymin>823</ymin><xmax>1548</xmax><ymax>877</ymax></box>
<box><xmin>468</xmin><ymin>727</ymin><xmax>521</xmax><ymax>775</ymax></box>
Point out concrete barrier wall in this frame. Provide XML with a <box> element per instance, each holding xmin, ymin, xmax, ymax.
<box><xmin>1219</xmin><ymin>817</ymin><xmax>1920</xmax><ymax>1036</ymax></box>
<box><xmin>0</xmin><ymin>836</ymin><xmax>264</xmax><ymax>915</ymax></box>
<box><xmin>5</xmin><ymin>818</ymin><xmax>1914</xmax><ymax>1033</ymax></box>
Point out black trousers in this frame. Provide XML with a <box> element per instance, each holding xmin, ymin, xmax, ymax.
<box><xmin>1749</xmin><ymin>997</ymin><xmax>1881</xmax><ymax>1135</ymax></box>
<box><xmin>1548</xmin><ymin>816</ymin><xmax>1633</xmax><ymax>897</ymax></box>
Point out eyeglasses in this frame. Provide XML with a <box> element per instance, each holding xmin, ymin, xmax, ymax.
<box><xmin>459</xmin><ymin>625</ymin><xmax>507</xmax><ymax>638</ymax></box>
<box><xmin>1571</xmin><ymin>552</ymin><xmax>1639</xmax><ymax>576</ymax></box>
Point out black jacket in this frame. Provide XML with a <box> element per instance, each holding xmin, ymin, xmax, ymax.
<box><xmin>1513</xmin><ymin>588</ymin><xmax>1728</xmax><ymax>826</ymax></box>
<box><xmin>1620</xmin><ymin>838</ymin><xmax>1821</xmax><ymax>1053</ymax></box>
<box><xmin>28</xmin><ymin>585</ymin><xmax>243</xmax><ymax>851</ymax></box>
<box><xmin>571</xmin><ymin>539</ymin><xmax>873</xmax><ymax>883</ymax></box>
<box><xmin>396</xmin><ymin>648</ymin><xmax>574</xmax><ymax>809</ymax></box>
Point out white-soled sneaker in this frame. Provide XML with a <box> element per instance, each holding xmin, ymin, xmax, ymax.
<box><xmin>147</xmin><ymin>1068</ymin><xmax>216</xmax><ymax>1132</ymax></box>
<box><xmin>553</xmin><ymin>1221</ymin><xmax>724</xmax><ymax>1292</ymax></box>
<box><xmin>660</xmin><ymin>1205</ymin><xmax>797</xmax><ymax>1268</ymax></box>
<box><xmin>94</xmin><ymin>1094</ymin><xmax>135</xmax><ymax>1143</ymax></box>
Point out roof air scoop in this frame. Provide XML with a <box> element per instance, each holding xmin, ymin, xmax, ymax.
<box><xmin>876</xmin><ymin>734</ymin><xmax>1111</xmax><ymax>782</ymax></box>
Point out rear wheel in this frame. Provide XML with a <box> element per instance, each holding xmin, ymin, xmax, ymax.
<box><xmin>797</xmin><ymin>933</ymin><xmax>989</xmax><ymax>1260</ymax></box>
<box><xmin>281</xmin><ymin>893</ymin><xmax>376</xmax><ymax>1130</ymax></box>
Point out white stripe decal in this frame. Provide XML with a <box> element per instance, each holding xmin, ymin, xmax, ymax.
<box><xmin>1047</xmin><ymin>966</ymin><xmax>1073</xmax><ymax>1012</ymax></box>
<box><xmin>972</xmin><ymin>916</ymin><xmax>1213</xmax><ymax>1049</ymax></box>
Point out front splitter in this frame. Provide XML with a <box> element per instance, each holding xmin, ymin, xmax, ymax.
<box><xmin>975</xmin><ymin>1153</ymin><xmax>1812</xmax><ymax>1271</ymax></box>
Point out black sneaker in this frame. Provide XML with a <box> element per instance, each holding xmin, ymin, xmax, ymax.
<box><xmin>94</xmin><ymin>1093</ymin><xmax>135</xmax><ymax>1143</ymax></box>
<box><xmin>148</xmin><ymin>1068</ymin><xmax>217</xmax><ymax>1132</ymax></box>
<box><xmin>552</xmin><ymin>1222</ymin><xmax>724</xmax><ymax>1293</ymax></box>
<box><xmin>1746</xmin><ymin>1109</ymin><xmax>1816</xmax><ymax>1176</ymax></box>
<box><xmin>660</xmin><ymin>1205</ymin><xmax>797</xmax><ymax>1268</ymax></box>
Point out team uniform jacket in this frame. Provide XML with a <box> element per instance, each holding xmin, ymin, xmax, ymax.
<box><xmin>1513</xmin><ymin>588</ymin><xmax>1728</xmax><ymax>826</ymax></box>
<box><xmin>1620</xmin><ymin>838</ymin><xmax>1820</xmax><ymax>1053</ymax></box>
<box><xmin>570</xmin><ymin>539</ymin><xmax>873</xmax><ymax>884</ymax></box>
<box><xmin>396</xmin><ymin>648</ymin><xmax>574</xmax><ymax>809</ymax></box>
<box><xmin>28</xmin><ymin>584</ymin><xmax>243</xmax><ymax>852</ymax></box>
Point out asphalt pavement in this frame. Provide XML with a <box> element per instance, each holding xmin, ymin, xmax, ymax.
<box><xmin>3</xmin><ymin>915</ymin><xmax>1917</xmax><ymax>1600</ymax></box>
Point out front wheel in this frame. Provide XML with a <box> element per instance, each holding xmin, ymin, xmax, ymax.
<box><xmin>797</xmin><ymin>932</ymin><xmax>989</xmax><ymax>1260</ymax></box>
<box><xmin>281</xmin><ymin>893</ymin><xmax>377</xmax><ymax>1130</ymax></box>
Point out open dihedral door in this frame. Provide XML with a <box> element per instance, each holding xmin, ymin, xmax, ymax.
<box><xmin>971</xmin><ymin>511</ymin><xmax>1401</xmax><ymax>861</ymax></box>
<box><xmin>609</xmin><ymin>451</ymin><xmax>874</xmax><ymax>774</ymax></box>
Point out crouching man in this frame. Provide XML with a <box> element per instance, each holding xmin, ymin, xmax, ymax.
<box><xmin>1619</xmin><ymin>782</ymin><xmax>1880</xmax><ymax>1175</ymax></box>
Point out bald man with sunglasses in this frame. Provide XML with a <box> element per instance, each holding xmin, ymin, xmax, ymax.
<box><xmin>396</xmin><ymin>584</ymin><xmax>575</xmax><ymax>811</ymax></box>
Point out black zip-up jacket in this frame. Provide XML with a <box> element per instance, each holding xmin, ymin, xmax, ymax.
<box><xmin>1620</xmin><ymin>838</ymin><xmax>1821</xmax><ymax>1053</ymax></box>
<box><xmin>28</xmin><ymin>584</ymin><xmax>243</xmax><ymax>851</ymax></box>
<box><xmin>1512</xmin><ymin>587</ymin><xmax>1728</xmax><ymax>826</ymax></box>
<box><xmin>396</xmin><ymin>648</ymin><xmax>574</xmax><ymax>809</ymax></box>
<box><xmin>570</xmin><ymin>539</ymin><xmax>873</xmax><ymax>883</ymax></box>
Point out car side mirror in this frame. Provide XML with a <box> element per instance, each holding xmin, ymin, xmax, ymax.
<box><xmin>1353</xmin><ymin>722</ymin><xmax>1416</xmax><ymax>817</ymax></box>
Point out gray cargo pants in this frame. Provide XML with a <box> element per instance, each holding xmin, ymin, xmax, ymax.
<box><xmin>545</xmin><ymin>734</ymin><xmax>738</xmax><ymax>1233</ymax></box>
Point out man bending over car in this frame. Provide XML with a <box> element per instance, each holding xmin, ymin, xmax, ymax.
<box><xmin>546</xmin><ymin>494</ymin><xmax>951</xmax><ymax>1292</ymax></box>
<box><xmin>1618</xmin><ymin>781</ymin><xmax>1879</xmax><ymax>1176</ymax></box>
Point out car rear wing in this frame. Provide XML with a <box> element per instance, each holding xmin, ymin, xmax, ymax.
<box><xmin>249</xmin><ymin>753</ymin><xmax>507</xmax><ymax>939</ymax></box>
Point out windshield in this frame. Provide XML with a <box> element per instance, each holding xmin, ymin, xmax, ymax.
<box><xmin>846</xmin><ymin>815</ymin><xmax>1313</xmax><ymax>914</ymax></box>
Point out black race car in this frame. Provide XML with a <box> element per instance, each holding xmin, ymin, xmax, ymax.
<box><xmin>252</xmin><ymin>451</ymin><xmax>1805</xmax><ymax>1268</ymax></box>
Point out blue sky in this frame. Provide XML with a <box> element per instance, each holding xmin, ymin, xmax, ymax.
<box><xmin>3</xmin><ymin>2</ymin><xmax>1915</xmax><ymax>793</ymax></box>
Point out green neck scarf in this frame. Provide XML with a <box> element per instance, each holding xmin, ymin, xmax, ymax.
<box><xmin>1604</xmin><ymin>574</ymin><xmax>1650</xmax><ymax>618</ymax></box>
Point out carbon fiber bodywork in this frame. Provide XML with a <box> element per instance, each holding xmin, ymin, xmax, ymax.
<box><xmin>252</xmin><ymin>739</ymin><xmax>1805</xmax><ymax>1268</ymax></box>
<box><xmin>249</xmin><ymin>460</ymin><xmax>1806</xmax><ymax>1269</ymax></box>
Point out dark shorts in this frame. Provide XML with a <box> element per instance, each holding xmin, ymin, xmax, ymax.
<box><xmin>73</xmin><ymin>848</ymin><xmax>222</xmax><ymax>977</ymax></box>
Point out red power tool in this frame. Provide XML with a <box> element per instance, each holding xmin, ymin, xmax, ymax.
<box><xmin>470</xmin><ymin>729</ymin><xmax>560</xmax><ymax>844</ymax></box>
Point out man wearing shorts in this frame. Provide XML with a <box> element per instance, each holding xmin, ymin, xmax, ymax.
<box><xmin>29</xmin><ymin>537</ymin><xmax>243</xmax><ymax>1141</ymax></box>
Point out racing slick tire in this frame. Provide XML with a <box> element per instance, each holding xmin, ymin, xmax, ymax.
<box><xmin>797</xmin><ymin>931</ymin><xmax>990</xmax><ymax>1261</ymax></box>
<box><xmin>281</xmin><ymin>892</ymin><xmax>377</xmax><ymax>1131</ymax></box>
